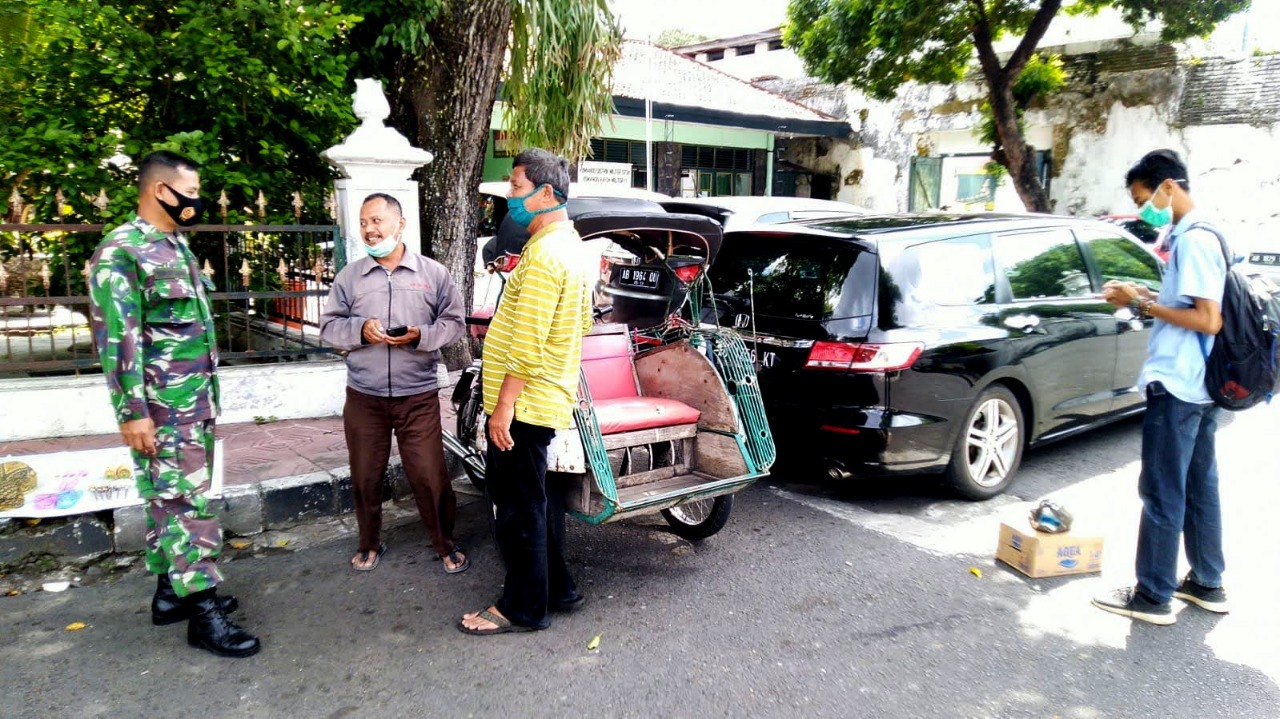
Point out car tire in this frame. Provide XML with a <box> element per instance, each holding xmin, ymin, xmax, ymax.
<box><xmin>661</xmin><ymin>495</ymin><xmax>734</xmax><ymax>540</ymax></box>
<box><xmin>945</xmin><ymin>385</ymin><xmax>1025</xmax><ymax>501</ymax></box>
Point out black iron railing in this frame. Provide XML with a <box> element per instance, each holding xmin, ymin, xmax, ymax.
<box><xmin>0</xmin><ymin>223</ymin><xmax>344</xmax><ymax>378</ymax></box>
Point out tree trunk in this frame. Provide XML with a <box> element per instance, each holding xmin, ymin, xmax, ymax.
<box><xmin>392</xmin><ymin>0</ymin><xmax>514</xmax><ymax>370</ymax></box>
<box><xmin>988</xmin><ymin>80</ymin><xmax>1051</xmax><ymax>213</ymax></box>
<box><xmin>970</xmin><ymin>0</ymin><xmax>1059</xmax><ymax>214</ymax></box>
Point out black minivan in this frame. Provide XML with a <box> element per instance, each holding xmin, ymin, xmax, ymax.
<box><xmin>704</xmin><ymin>214</ymin><xmax>1164</xmax><ymax>499</ymax></box>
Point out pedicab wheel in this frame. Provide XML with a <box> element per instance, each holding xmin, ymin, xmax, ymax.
<box><xmin>455</xmin><ymin>387</ymin><xmax>487</xmax><ymax>492</ymax></box>
<box><xmin>661</xmin><ymin>495</ymin><xmax>734</xmax><ymax>540</ymax></box>
<box><xmin>945</xmin><ymin>385</ymin><xmax>1024</xmax><ymax>501</ymax></box>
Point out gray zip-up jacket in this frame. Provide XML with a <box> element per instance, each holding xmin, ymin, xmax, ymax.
<box><xmin>319</xmin><ymin>250</ymin><xmax>465</xmax><ymax>398</ymax></box>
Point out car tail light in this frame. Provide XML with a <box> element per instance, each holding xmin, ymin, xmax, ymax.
<box><xmin>672</xmin><ymin>264</ymin><xmax>703</xmax><ymax>284</ymax></box>
<box><xmin>803</xmin><ymin>341</ymin><xmax>923</xmax><ymax>372</ymax></box>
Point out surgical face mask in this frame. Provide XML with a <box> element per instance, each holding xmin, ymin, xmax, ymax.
<box><xmin>507</xmin><ymin>184</ymin><xmax>565</xmax><ymax>229</ymax></box>
<box><xmin>159</xmin><ymin>182</ymin><xmax>204</xmax><ymax>226</ymax></box>
<box><xmin>1138</xmin><ymin>184</ymin><xmax>1174</xmax><ymax>228</ymax></box>
<box><xmin>364</xmin><ymin>234</ymin><xmax>400</xmax><ymax>258</ymax></box>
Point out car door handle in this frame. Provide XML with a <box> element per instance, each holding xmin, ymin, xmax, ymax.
<box><xmin>1113</xmin><ymin>307</ymin><xmax>1145</xmax><ymax>332</ymax></box>
<box><xmin>1004</xmin><ymin>314</ymin><xmax>1044</xmax><ymax>334</ymax></box>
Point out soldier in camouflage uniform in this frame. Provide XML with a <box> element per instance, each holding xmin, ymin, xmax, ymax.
<box><xmin>88</xmin><ymin>151</ymin><xmax>260</xmax><ymax>658</ymax></box>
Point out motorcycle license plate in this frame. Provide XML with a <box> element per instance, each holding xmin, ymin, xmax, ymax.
<box><xmin>618</xmin><ymin>267</ymin><xmax>661</xmax><ymax>290</ymax></box>
<box><xmin>1251</xmin><ymin>253</ymin><xmax>1280</xmax><ymax>266</ymax></box>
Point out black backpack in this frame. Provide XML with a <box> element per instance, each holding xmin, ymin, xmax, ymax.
<box><xmin>1192</xmin><ymin>223</ymin><xmax>1280</xmax><ymax>411</ymax></box>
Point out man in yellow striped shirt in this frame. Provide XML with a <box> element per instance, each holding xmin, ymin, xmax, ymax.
<box><xmin>460</xmin><ymin>148</ymin><xmax>593</xmax><ymax>635</ymax></box>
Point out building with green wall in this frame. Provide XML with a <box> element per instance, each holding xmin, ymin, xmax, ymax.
<box><xmin>483</xmin><ymin>41</ymin><xmax>849</xmax><ymax>199</ymax></box>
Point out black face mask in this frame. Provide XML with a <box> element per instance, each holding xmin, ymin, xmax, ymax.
<box><xmin>159</xmin><ymin>182</ymin><xmax>205</xmax><ymax>227</ymax></box>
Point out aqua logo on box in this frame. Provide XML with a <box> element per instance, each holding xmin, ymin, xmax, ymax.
<box><xmin>1057</xmin><ymin>545</ymin><xmax>1081</xmax><ymax>569</ymax></box>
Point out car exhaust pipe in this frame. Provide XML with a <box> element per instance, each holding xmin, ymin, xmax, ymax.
<box><xmin>827</xmin><ymin>463</ymin><xmax>853</xmax><ymax>481</ymax></box>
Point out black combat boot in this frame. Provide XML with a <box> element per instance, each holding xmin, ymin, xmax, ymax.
<box><xmin>186</xmin><ymin>590</ymin><xmax>261</xmax><ymax>658</ymax></box>
<box><xmin>151</xmin><ymin>574</ymin><xmax>238</xmax><ymax>626</ymax></box>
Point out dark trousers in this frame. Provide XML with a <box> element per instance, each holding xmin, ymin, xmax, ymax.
<box><xmin>344</xmin><ymin>387</ymin><xmax>457</xmax><ymax>558</ymax></box>
<box><xmin>1135</xmin><ymin>383</ymin><xmax>1225</xmax><ymax>604</ymax></box>
<box><xmin>487</xmin><ymin>419</ymin><xmax>577</xmax><ymax>629</ymax></box>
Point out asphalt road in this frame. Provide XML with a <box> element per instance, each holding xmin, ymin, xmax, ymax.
<box><xmin>2</xmin><ymin>405</ymin><xmax>1278</xmax><ymax>718</ymax></box>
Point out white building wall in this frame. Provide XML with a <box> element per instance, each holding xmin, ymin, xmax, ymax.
<box><xmin>0</xmin><ymin>363</ymin><xmax>350</xmax><ymax>441</ymax></box>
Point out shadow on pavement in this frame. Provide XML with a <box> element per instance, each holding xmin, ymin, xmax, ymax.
<box><xmin>3</xmin><ymin>481</ymin><xmax>1277</xmax><ymax>717</ymax></box>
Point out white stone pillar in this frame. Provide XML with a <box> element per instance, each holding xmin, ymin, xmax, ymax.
<box><xmin>322</xmin><ymin>79</ymin><xmax>433</xmax><ymax>264</ymax></box>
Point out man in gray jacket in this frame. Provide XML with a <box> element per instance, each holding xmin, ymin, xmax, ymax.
<box><xmin>320</xmin><ymin>193</ymin><xmax>468</xmax><ymax>573</ymax></box>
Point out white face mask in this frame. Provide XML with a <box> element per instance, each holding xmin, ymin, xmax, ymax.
<box><xmin>364</xmin><ymin>234</ymin><xmax>400</xmax><ymax>258</ymax></box>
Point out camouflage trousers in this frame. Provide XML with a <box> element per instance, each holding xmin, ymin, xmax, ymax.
<box><xmin>132</xmin><ymin>420</ymin><xmax>223</xmax><ymax>597</ymax></box>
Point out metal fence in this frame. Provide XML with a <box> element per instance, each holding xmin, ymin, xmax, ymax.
<box><xmin>0</xmin><ymin>222</ymin><xmax>344</xmax><ymax>378</ymax></box>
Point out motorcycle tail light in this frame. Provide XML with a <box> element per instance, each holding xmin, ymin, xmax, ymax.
<box><xmin>672</xmin><ymin>264</ymin><xmax>703</xmax><ymax>284</ymax></box>
<box><xmin>804</xmin><ymin>341</ymin><xmax>923</xmax><ymax>372</ymax></box>
<box><xmin>494</xmin><ymin>253</ymin><xmax>521</xmax><ymax>273</ymax></box>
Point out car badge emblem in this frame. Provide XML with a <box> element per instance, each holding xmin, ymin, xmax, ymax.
<box><xmin>734</xmin><ymin>313</ymin><xmax>751</xmax><ymax>329</ymax></box>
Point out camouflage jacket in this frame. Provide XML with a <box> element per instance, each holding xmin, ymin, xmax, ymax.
<box><xmin>88</xmin><ymin>216</ymin><xmax>220</xmax><ymax>426</ymax></box>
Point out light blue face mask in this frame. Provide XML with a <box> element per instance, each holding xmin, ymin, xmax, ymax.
<box><xmin>1138</xmin><ymin>183</ymin><xmax>1175</xmax><ymax>228</ymax></box>
<box><xmin>507</xmin><ymin>184</ymin><xmax>566</xmax><ymax>229</ymax></box>
<box><xmin>364</xmin><ymin>234</ymin><xmax>400</xmax><ymax>258</ymax></box>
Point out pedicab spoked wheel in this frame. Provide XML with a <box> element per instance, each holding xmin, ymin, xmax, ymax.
<box><xmin>661</xmin><ymin>494</ymin><xmax>734</xmax><ymax>540</ymax></box>
<box><xmin>945</xmin><ymin>384</ymin><xmax>1024</xmax><ymax>501</ymax></box>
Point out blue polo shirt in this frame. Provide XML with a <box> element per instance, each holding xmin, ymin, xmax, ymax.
<box><xmin>1137</xmin><ymin>210</ymin><xmax>1229</xmax><ymax>404</ymax></box>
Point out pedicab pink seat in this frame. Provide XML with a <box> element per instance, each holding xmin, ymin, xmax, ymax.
<box><xmin>580</xmin><ymin>330</ymin><xmax>701</xmax><ymax>435</ymax></box>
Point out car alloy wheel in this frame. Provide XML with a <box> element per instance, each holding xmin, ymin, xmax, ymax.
<box><xmin>946</xmin><ymin>384</ymin><xmax>1025</xmax><ymax>500</ymax></box>
<box><xmin>966</xmin><ymin>397</ymin><xmax>1020</xmax><ymax>487</ymax></box>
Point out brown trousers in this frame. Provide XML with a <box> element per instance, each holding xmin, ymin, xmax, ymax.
<box><xmin>343</xmin><ymin>387</ymin><xmax>456</xmax><ymax>558</ymax></box>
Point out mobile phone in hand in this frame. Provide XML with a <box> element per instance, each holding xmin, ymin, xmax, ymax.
<box><xmin>385</xmin><ymin>325</ymin><xmax>408</xmax><ymax>337</ymax></box>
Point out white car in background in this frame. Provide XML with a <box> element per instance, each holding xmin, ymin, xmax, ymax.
<box><xmin>1238</xmin><ymin>238</ymin><xmax>1280</xmax><ymax>288</ymax></box>
<box><xmin>660</xmin><ymin>196</ymin><xmax>868</xmax><ymax>231</ymax></box>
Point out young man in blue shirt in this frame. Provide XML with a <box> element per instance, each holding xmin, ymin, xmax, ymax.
<box><xmin>1094</xmin><ymin>149</ymin><xmax>1230</xmax><ymax>625</ymax></box>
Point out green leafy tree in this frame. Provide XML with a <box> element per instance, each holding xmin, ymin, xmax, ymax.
<box><xmin>350</xmin><ymin>0</ymin><xmax>622</xmax><ymax>365</ymax></box>
<box><xmin>654</xmin><ymin>28</ymin><xmax>712</xmax><ymax>49</ymax></box>
<box><xmin>1</xmin><ymin>0</ymin><xmax>359</xmax><ymax>225</ymax></box>
<box><xmin>784</xmin><ymin>0</ymin><xmax>1251</xmax><ymax>213</ymax></box>
<box><xmin>0</xmin><ymin>0</ymin><xmax>361</xmax><ymax>294</ymax></box>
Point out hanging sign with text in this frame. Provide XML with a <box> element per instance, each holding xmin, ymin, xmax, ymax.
<box><xmin>578</xmin><ymin>161</ymin><xmax>633</xmax><ymax>188</ymax></box>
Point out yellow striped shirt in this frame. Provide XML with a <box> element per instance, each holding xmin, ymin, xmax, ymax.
<box><xmin>482</xmin><ymin>221</ymin><xmax>593</xmax><ymax>429</ymax></box>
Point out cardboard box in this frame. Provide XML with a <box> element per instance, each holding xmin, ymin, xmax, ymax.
<box><xmin>995</xmin><ymin>522</ymin><xmax>1104</xmax><ymax>578</ymax></box>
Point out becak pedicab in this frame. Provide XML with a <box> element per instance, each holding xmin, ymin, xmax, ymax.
<box><xmin>443</xmin><ymin>209</ymin><xmax>774</xmax><ymax>540</ymax></box>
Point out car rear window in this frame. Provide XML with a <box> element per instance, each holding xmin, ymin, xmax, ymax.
<box><xmin>706</xmin><ymin>233</ymin><xmax>876</xmax><ymax>321</ymax></box>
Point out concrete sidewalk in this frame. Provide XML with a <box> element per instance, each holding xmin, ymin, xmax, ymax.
<box><xmin>0</xmin><ymin>396</ymin><xmax>474</xmax><ymax>573</ymax></box>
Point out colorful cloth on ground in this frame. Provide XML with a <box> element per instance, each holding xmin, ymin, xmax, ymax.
<box><xmin>481</xmin><ymin>220</ymin><xmax>594</xmax><ymax>430</ymax></box>
<box><xmin>88</xmin><ymin>216</ymin><xmax>220</xmax><ymax>426</ymax></box>
<box><xmin>136</xmin><ymin>420</ymin><xmax>223</xmax><ymax>596</ymax></box>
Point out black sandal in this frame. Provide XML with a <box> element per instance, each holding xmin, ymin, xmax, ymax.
<box><xmin>351</xmin><ymin>543</ymin><xmax>386</xmax><ymax>572</ymax></box>
<box><xmin>457</xmin><ymin>608</ymin><xmax>536</xmax><ymax>635</ymax></box>
<box><xmin>442</xmin><ymin>548</ymin><xmax>471</xmax><ymax>574</ymax></box>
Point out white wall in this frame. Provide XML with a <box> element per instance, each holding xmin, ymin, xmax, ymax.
<box><xmin>1052</xmin><ymin>101</ymin><xmax>1280</xmax><ymax>250</ymax></box>
<box><xmin>704</xmin><ymin>46</ymin><xmax>807</xmax><ymax>80</ymax></box>
<box><xmin>0</xmin><ymin>362</ymin><xmax>350</xmax><ymax>441</ymax></box>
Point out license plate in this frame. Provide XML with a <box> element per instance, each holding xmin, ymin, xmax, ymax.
<box><xmin>1250</xmin><ymin>253</ymin><xmax>1280</xmax><ymax>266</ymax></box>
<box><xmin>619</xmin><ymin>267</ymin><xmax>661</xmax><ymax>290</ymax></box>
